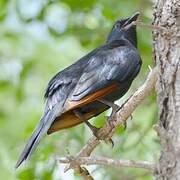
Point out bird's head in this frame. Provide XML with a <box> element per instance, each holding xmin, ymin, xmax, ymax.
<box><xmin>106</xmin><ymin>12</ymin><xmax>140</xmax><ymax>47</ymax></box>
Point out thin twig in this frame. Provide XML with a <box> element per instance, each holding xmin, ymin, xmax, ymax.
<box><xmin>123</xmin><ymin>20</ymin><xmax>168</xmax><ymax>32</ymax></box>
<box><xmin>60</xmin><ymin>156</ymin><xmax>157</xmax><ymax>171</ymax></box>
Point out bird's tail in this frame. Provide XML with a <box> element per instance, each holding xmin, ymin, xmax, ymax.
<box><xmin>15</xmin><ymin>108</ymin><xmax>58</xmax><ymax>169</ymax></box>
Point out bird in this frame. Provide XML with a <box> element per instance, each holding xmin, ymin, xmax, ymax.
<box><xmin>15</xmin><ymin>12</ymin><xmax>142</xmax><ymax>169</ymax></box>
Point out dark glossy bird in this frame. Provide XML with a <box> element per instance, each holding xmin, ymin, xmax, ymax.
<box><xmin>16</xmin><ymin>12</ymin><xmax>142</xmax><ymax>168</ymax></box>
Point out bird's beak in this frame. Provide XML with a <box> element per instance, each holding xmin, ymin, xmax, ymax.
<box><xmin>122</xmin><ymin>12</ymin><xmax>140</xmax><ymax>28</ymax></box>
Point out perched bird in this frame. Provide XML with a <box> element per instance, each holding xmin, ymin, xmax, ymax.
<box><xmin>16</xmin><ymin>12</ymin><xmax>142</xmax><ymax>168</ymax></box>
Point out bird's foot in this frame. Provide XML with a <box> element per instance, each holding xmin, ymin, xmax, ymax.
<box><xmin>73</xmin><ymin>109</ymin><xmax>114</xmax><ymax>147</ymax></box>
<box><xmin>89</xmin><ymin>124</ymin><xmax>114</xmax><ymax>148</ymax></box>
<box><xmin>98</xmin><ymin>98</ymin><xmax>121</xmax><ymax>122</ymax></box>
<box><xmin>130</xmin><ymin>114</ymin><xmax>133</xmax><ymax>120</ymax></box>
<box><xmin>107</xmin><ymin>104</ymin><xmax>121</xmax><ymax>121</ymax></box>
<box><xmin>88</xmin><ymin>125</ymin><xmax>101</xmax><ymax>138</ymax></box>
<box><xmin>106</xmin><ymin>103</ymin><xmax>129</xmax><ymax>130</ymax></box>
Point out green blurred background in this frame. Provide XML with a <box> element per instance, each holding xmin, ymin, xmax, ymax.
<box><xmin>0</xmin><ymin>0</ymin><xmax>160</xmax><ymax>179</ymax></box>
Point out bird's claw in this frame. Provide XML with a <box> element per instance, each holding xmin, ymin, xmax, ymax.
<box><xmin>109</xmin><ymin>104</ymin><xmax>122</xmax><ymax>120</ymax></box>
<box><xmin>90</xmin><ymin>125</ymin><xmax>114</xmax><ymax>148</ymax></box>
<box><xmin>90</xmin><ymin>126</ymin><xmax>101</xmax><ymax>138</ymax></box>
<box><xmin>123</xmin><ymin>114</ymin><xmax>133</xmax><ymax>130</ymax></box>
<box><xmin>130</xmin><ymin>114</ymin><xmax>133</xmax><ymax>120</ymax></box>
<box><xmin>107</xmin><ymin>103</ymin><xmax>130</xmax><ymax>130</ymax></box>
<box><xmin>123</xmin><ymin>121</ymin><xmax>127</xmax><ymax>130</ymax></box>
<box><xmin>105</xmin><ymin>138</ymin><xmax>114</xmax><ymax>148</ymax></box>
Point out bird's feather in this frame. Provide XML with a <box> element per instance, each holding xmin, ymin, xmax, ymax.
<box><xmin>15</xmin><ymin>104</ymin><xmax>62</xmax><ymax>169</ymax></box>
<box><xmin>70</xmin><ymin>40</ymin><xmax>141</xmax><ymax>101</ymax></box>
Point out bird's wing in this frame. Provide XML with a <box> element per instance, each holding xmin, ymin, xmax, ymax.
<box><xmin>44</xmin><ymin>76</ymin><xmax>73</xmax><ymax>111</ymax></box>
<box><xmin>67</xmin><ymin>40</ymin><xmax>141</xmax><ymax>109</ymax></box>
<box><xmin>44</xmin><ymin>45</ymin><xmax>102</xmax><ymax>111</ymax></box>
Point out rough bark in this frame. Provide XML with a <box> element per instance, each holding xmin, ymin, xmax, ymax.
<box><xmin>153</xmin><ymin>0</ymin><xmax>180</xmax><ymax>179</ymax></box>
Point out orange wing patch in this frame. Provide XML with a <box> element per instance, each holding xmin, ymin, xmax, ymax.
<box><xmin>65</xmin><ymin>83</ymin><xmax>117</xmax><ymax>111</ymax></box>
<box><xmin>48</xmin><ymin>83</ymin><xmax>117</xmax><ymax>134</ymax></box>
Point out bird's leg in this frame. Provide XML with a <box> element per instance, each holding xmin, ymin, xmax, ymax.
<box><xmin>73</xmin><ymin>110</ymin><xmax>114</xmax><ymax>147</ymax></box>
<box><xmin>73</xmin><ymin>110</ymin><xmax>100</xmax><ymax>138</ymax></box>
<box><xmin>98</xmin><ymin>99</ymin><xmax>120</xmax><ymax>120</ymax></box>
<box><xmin>98</xmin><ymin>98</ymin><xmax>126</xmax><ymax>129</ymax></box>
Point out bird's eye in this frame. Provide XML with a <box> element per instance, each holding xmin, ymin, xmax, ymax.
<box><xmin>115</xmin><ymin>23</ymin><xmax>120</xmax><ymax>29</ymax></box>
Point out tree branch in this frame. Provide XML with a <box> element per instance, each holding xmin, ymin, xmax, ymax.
<box><xmin>61</xmin><ymin>67</ymin><xmax>158</xmax><ymax>176</ymax></box>
<box><xmin>59</xmin><ymin>156</ymin><xmax>157</xmax><ymax>171</ymax></box>
<box><xmin>78</xmin><ymin>67</ymin><xmax>158</xmax><ymax>157</ymax></box>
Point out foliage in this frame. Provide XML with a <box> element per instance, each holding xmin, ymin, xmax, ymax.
<box><xmin>0</xmin><ymin>0</ymin><xmax>159</xmax><ymax>179</ymax></box>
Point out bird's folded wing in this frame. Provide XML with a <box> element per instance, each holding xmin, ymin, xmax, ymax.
<box><xmin>65</xmin><ymin>43</ymin><xmax>139</xmax><ymax>110</ymax></box>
